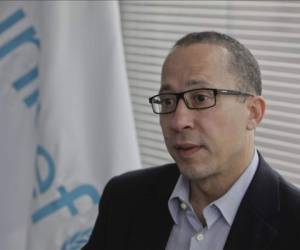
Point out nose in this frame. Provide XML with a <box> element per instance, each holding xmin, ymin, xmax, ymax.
<box><xmin>170</xmin><ymin>98</ymin><xmax>194</xmax><ymax>131</ymax></box>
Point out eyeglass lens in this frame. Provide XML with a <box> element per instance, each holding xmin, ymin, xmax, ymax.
<box><xmin>151</xmin><ymin>89</ymin><xmax>216</xmax><ymax>114</ymax></box>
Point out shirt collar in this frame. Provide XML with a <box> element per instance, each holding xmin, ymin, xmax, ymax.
<box><xmin>168</xmin><ymin>174</ymin><xmax>190</xmax><ymax>225</ymax></box>
<box><xmin>213</xmin><ymin>150</ymin><xmax>259</xmax><ymax>225</ymax></box>
<box><xmin>168</xmin><ymin>150</ymin><xmax>259</xmax><ymax>226</ymax></box>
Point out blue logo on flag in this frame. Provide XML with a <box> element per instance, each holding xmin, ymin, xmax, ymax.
<box><xmin>0</xmin><ymin>7</ymin><xmax>100</xmax><ymax>224</ymax></box>
<box><xmin>61</xmin><ymin>228</ymin><xmax>93</xmax><ymax>250</ymax></box>
<box><xmin>0</xmin><ymin>9</ymin><xmax>40</xmax><ymax>110</ymax></box>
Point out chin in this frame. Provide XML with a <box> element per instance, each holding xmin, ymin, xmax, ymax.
<box><xmin>177</xmin><ymin>161</ymin><xmax>212</xmax><ymax>181</ymax></box>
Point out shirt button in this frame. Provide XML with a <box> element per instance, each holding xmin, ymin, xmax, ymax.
<box><xmin>196</xmin><ymin>233</ymin><xmax>204</xmax><ymax>241</ymax></box>
<box><xmin>180</xmin><ymin>202</ymin><xmax>187</xmax><ymax>210</ymax></box>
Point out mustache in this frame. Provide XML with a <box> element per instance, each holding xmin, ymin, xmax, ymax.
<box><xmin>164</xmin><ymin>132</ymin><xmax>206</xmax><ymax>146</ymax></box>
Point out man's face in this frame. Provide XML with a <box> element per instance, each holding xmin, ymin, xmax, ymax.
<box><xmin>160</xmin><ymin>43</ymin><xmax>254</xmax><ymax>182</ymax></box>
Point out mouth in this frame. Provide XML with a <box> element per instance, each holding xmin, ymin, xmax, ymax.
<box><xmin>174</xmin><ymin>143</ymin><xmax>203</xmax><ymax>158</ymax></box>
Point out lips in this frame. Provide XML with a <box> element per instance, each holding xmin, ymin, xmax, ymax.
<box><xmin>174</xmin><ymin>143</ymin><xmax>202</xmax><ymax>158</ymax></box>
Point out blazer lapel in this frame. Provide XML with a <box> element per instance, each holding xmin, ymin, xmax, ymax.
<box><xmin>129</xmin><ymin>164</ymin><xmax>179</xmax><ymax>250</ymax></box>
<box><xmin>151</xmin><ymin>164</ymin><xmax>179</xmax><ymax>250</ymax></box>
<box><xmin>148</xmin><ymin>193</ymin><xmax>175</xmax><ymax>250</ymax></box>
<box><xmin>224</xmin><ymin>206</ymin><xmax>278</xmax><ymax>250</ymax></box>
<box><xmin>224</xmin><ymin>155</ymin><xmax>280</xmax><ymax>250</ymax></box>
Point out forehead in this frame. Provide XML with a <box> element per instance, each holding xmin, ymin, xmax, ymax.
<box><xmin>161</xmin><ymin>43</ymin><xmax>236</xmax><ymax>91</ymax></box>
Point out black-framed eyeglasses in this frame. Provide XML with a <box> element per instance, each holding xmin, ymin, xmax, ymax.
<box><xmin>149</xmin><ymin>88</ymin><xmax>254</xmax><ymax>114</ymax></box>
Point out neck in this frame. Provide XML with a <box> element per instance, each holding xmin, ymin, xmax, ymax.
<box><xmin>190</xmin><ymin>147</ymin><xmax>255</xmax><ymax>220</ymax></box>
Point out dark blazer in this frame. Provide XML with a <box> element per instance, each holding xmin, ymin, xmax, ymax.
<box><xmin>82</xmin><ymin>154</ymin><xmax>300</xmax><ymax>250</ymax></box>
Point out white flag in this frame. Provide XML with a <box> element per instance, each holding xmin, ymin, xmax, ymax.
<box><xmin>0</xmin><ymin>2</ymin><xmax>39</xmax><ymax>250</ymax></box>
<box><xmin>0</xmin><ymin>1</ymin><xmax>141</xmax><ymax>250</ymax></box>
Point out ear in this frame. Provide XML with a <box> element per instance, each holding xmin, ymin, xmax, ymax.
<box><xmin>246</xmin><ymin>96</ymin><xmax>266</xmax><ymax>130</ymax></box>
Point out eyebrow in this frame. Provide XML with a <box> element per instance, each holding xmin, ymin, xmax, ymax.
<box><xmin>159</xmin><ymin>84</ymin><xmax>172</xmax><ymax>93</ymax></box>
<box><xmin>159</xmin><ymin>79</ymin><xmax>211</xmax><ymax>93</ymax></box>
<box><xmin>187</xmin><ymin>79</ymin><xmax>210</xmax><ymax>87</ymax></box>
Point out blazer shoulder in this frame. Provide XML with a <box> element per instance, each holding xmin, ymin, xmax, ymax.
<box><xmin>275</xmin><ymin>176</ymin><xmax>300</xmax><ymax>242</ymax></box>
<box><xmin>259</xmin><ymin>155</ymin><xmax>300</xmax><ymax>214</ymax></box>
<box><xmin>279</xmin><ymin>176</ymin><xmax>300</xmax><ymax>212</ymax></box>
<box><xmin>103</xmin><ymin>163</ymin><xmax>179</xmax><ymax>199</ymax></box>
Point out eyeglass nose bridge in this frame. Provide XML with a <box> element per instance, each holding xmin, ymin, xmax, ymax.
<box><xmin>174</xmin><ymin>92</ymin><xmax>190</xmax><ymax>111</ymax></box>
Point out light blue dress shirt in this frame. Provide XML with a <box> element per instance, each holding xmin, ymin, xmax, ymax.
<box><xmin>165</xmin><ymin>150</ymin><xmax>259</xmax><ymax>250</ymax></box>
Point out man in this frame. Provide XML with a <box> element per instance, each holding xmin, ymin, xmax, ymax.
<box><xmin>82</xmin><ymin>31</ymin><xmax>300</xmax><ymax>250</ymax></box>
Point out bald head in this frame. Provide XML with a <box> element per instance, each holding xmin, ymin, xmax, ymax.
<box><xmin>171</xmin><ymin>31</ymin><xmax>262</xmax><ymax>95</ymax></box>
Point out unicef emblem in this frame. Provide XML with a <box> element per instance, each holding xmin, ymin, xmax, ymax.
<box><xmin>61</xmin><ymin>228</ymin><xmax>92</xmax><ymax>250</ymax></box>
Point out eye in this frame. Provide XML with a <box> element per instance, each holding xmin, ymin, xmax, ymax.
<box><xmin>161</xmin><ymin>97</ymin><xmax>174</xmax><ymax>106</ymax></box>
<box><xmin>193</xmin><ymin>93</ymin><xmax>209</xmax><ymax>104</ymax></box>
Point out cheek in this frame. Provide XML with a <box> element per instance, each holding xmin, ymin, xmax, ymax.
<box><xmin>201</xmin><ymin>112</ymin><xmax>239</xmax><ymax>148</ymax></box>
<box><xmin>214</xmin><ymin>112</ymin><xmax>247</xmax><ymax>149</ymax></box>
<box><xmin>160</xmin><ymin>118</ymin><xmax>170</xmax><ymax>139</ymax></box>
